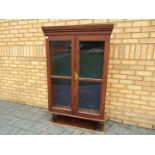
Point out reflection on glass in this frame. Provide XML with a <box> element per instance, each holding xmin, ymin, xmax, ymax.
<box><xmin>50</xmin><ymin>41</ymin><xmax>71</xmax><ymax>76</ymax></box>
<box><xmin>80</xmin><ymin>41</ymin><xmax>104</xmax><ymax>79</ymax></box>
<box><xmin>52</xmin><ymin>79</ymin><xmax>71</xmax><ymax>108</ymax></box>
<box><xmin>78</xmin><ymin>81</ymin><xmax>101</xmax><ymax>113</ymax></box>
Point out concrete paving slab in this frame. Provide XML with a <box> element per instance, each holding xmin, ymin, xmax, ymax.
<box><xmin>0</xmin><ymin>101</ymin><xmax>155</xmax><ymax>135</ymax></box>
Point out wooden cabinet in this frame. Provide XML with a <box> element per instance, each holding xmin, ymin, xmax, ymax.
<box><xmin>42</xmin><ymin>24</ymin><xmax>113</xmax><ymax>131</ymax></box>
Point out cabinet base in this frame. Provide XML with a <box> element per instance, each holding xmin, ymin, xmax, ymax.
<box><xmin>50</xmin><ymin>114</ymin><xmax>104</xmax><ymax>132</ymax></box>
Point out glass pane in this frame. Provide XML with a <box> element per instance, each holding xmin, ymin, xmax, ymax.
<box><xmin>52</xmin><ymin>79</ymin><xmax>71</xmax><ymax>108</ymax></box>
<box><xmin>50</xmin><ymin>41</ymin><xmax>71</xmax><ymax>76</ymax></box>
<box><xmin>79</xmin><ymin>41</ymin><xmax>104</xmax><ymax>79</ymax></box>
<box><xmin>78</xmin><ymin>81</ymin><xmax>101</xmax><ymax>113</ymax></box>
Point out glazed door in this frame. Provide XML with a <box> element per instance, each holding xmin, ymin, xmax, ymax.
<box><xmin>74</xmin><ymin>35</ymin><xmax>108</xmax><ymax>120</ymax></box>
<box><xmin>47</xmin><ymin>35</ymin><xmax>109</xmax><ymax>120</ymax></box>
<box><xmin>47</xmin><ymin>36</ymin><xmax>75</xmax><ymax>114</ymax></box>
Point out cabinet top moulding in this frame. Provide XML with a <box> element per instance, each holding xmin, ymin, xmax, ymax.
<box><xmin>42</xmin><ymin>24</ymin><xmax>114</xmax><ymax>36</ymax></box>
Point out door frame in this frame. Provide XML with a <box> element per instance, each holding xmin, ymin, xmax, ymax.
<box><xmin>74</xmin><ymin>35</ymin><xmax>110</xmax><ymax>120</ymax></box>
<box><xmin>42</xmin><ymin>24</ymin><xmax>113</xmax><ymax>122</ymax></box>
<box><xmin>46</xmin><ymin>35</ymin><xmax>75</xmax><ymax>115</ymax></box>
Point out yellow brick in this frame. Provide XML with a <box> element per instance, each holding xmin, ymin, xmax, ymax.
<box><xmin>137</xmin><ymin>60</ymin><xmax>154</xmax><ymax>66</ymax></box>
<box><xmin>141</xmin><ymin>44</ymin><xmax>147</xmax><ymax>59</ymax></box>
<box><xmin>113</xmin><ymin>74</ymin><xmax>127</xmax><ymax>79</ymax></box>
<box><xmin>25</xmin><ymin>42</ymin><xmax>33</xmax><ymax>45</ymax></box>
<box><xmin>150</xmin><ymin>32</ymin><xmax>155</xmax><ymax>37</ymax></box>
<box><xmin>108</xmin><ymin>69</ymin><xmax>119</xmax><ymax>74</ymax></box>
<box><xmin>143</xmin><ymin>86</ymin><xmax>155</xmax><ymax>92</ymax></box>
<box><xmin>127</xmin><ymin>85</ymin><xmax>141</xmax><ymax>90</ymax></box>
<box><xmin>138</xmin><ymin>123</ymin><xmax>153</xmax><ymax>129</ymax></box>
<box><xmin>66</xmin><ymin>20</ymin><xmax>80</xmax><ymax>25</ymax></box>
<box><xmin>113</xmin><ymin>64</ymin><xmax>128</xmax><ymax>70</ymax></box>
<box><xmin>124</xmin><ymin>45</ymin><xmax>130</xmax><ymax>59</ymax></box>
<box><xmin>140</xmin><ymin>38</ymin><xmax>155</xmax><ymax>43</ymax></box>
<box><xmin>108</xmin><ymin>19</ymin><xmax>124</xmax><ymax>22</ymax></box>
<box><xmin>111</xmin><ymin>83</ymin><xmax>125</xmax><ymax>88</ymax></box>
<box><xmin>132</xmin><ymin>99</ymin><xmax>148</xmax><ymax>105</ymax></box>
<box><xmin>19</xmin><ymin>29</ymin><xmax>28</xmax><ymax>33</ymax></box>
<box><xmin>2</xmin><ymin>22</ymin><xmax>9</xmax><ymax>26</ymax></box>
<box><xmin>31</xmin><ymin>61</ymin><xmax>39</xmax><ymax>65</ymax></box>
<box><xmin>141</xmin><ymin>96</ymin><xmax>155</xmax><ymax>102</ymax></box>
<box><xmin>124</xmin><ymin>111</ymin><xmax>138</xmax><ymax>117</ymax></box>
<box><xmin>23</xmin><ymin>24</ymin><xmax>32</xmax><ymax>29</ymax></box>
<box><xmin>120</xmin><ymin>80</ymin><xmax>133</xmax><ymax>84</ymax></box>
<box><xmin>129</xmin><ymin>44</ymin><xmax>136</xmax><ymax>59</ymax></box>
<box><xmin>10</xmin><ymin>29</ymin><xmax>18</xmax><ymax>33</ymax></box>
<box><xmin>129</xmin><ymin>65</ymin><xmax>144</xmax><ymax>70</ymax></box>
<box><xmin>112</xmin><ymin>28</ymin><xmax>124</xmax><ymax>33</ymax></box>
<box><xmin>10</xmin><ymin>21</ymin><xmax>18</xmax><ymax>26</ymax></box>
<box><xmin>120</xmin><ymin>70</ymin><xmax>135</xmax><ymax>75</ymax></box>
<box><xmin>38</xmin><ymin>19</ymin><xmax>49</xmax><ymax>23</ymax></box>
<box><xmin>28</xmin><ymin>20</ymin><xmax>38</xmax><ymax>24</ymax></box>
<box><xmin>116</xmin><ymin>22</ymin><xmax>132</xmax><ymax>27</ymax></box>
<box><xmin>115</xmin><ymin>33</ymin><xmax>131</xmax><ymax>39</ymax></box>
<box><xmin>124</xmin><ymin>27</ymin><xmax>141</xmax><ymax>32</ymax></box>
<box><xmin>123</xmin><ymin>38</ymin><xmax>139</xmax><ymax>43</ymax></box>
<box><xmin>93</xmin><ymin>19</ymin><xmax>108</xmax><ymax>24</ymax></box>
<box><xmin>136</xmin><ymin>71</ymin><xmax>152</xmax><ymax>76</ymax></box>
<box><xmin>107</xmin><ymin>78</ymin><xmax>119</xmax><ymax>83</ymax></box>
<box><xmin>118</xmin><ymin>89</ymin><xmax>133</xmax><ymax>94</ymax></box>
<box><xmin>79</xmin><ymin>20</ymin><xmax>93</xmax><ymax>25</ymax></box>
<box><xmin>43</xmin><ymin>22</ymin><xmax>54</xmax><ymax>27</ymax></box>
<box><xmin>145</xmin><ymin>66</ymin><xmax>155</xmax><ymax>71</ymax></box>
<box><xmin>132</xmin><ymin>33</ymin><xmax>149</xmax><ymax>38</ymax></box>
<box><xmin>109</xmin><ymin>60</ymin><xmax>121</xmax><ymax>64</ymax></box>
<box><xmin>144</xmin><ymin>76</ymin><xmax>155</xmax><ymax>81</ymax></box>
<box><xmin>24</xmin><ymin>33</ymin><xmax>33</xmax><ymax>37</ymax></box>
<box><xmin>18</xmin><ymin>20</ymin><xmax>28</xmax><ymax>25</ymax></box>
<box><xmin>110</xmin><ymin>39</ymin><xmax>122</xmax><ymax>44</ymax></box>
<box><xmin>34</xmin><ymin>41</ymin><xmax>44</xmax><ymax>45</ymax></box>
<box><xmin>148</xmin><ymin>111</ymin><xmax>155</xmax><ymax>116</ymax></box>
<box><xmin>135</xmin><ymin>81</ymin><xmax>152</xmax><ymax>87</ymax></box>
<box><xmin>133</xmin><ymin>21</ymin><xmax>151</xmax><ymax>26</ymax></box>
<box><xmin>111</xmin><ymin>101</ymin><xmax>123</xmax><ymax>106</ymax></box>
<box><xmin>135</xmin><ymin>44</ymin><xmax>141</xmax><ymax>59</ymax></box>
<box><xmin>54</xmin><ymin>21</ymin><xmax>66</xmax><ymax>26</ymax></box>
<box><xmin>142</xmin><ymin>26</ymin><xmax>155</xmax><ymax>32</ymax></box>
<box><xmin>12</xmin><ymin>38</ymin><xmax>19</xmax><ymax>42</ymax></box>
<box><xmin>29</xmin><ymin>28</ymin><xmax>38</xmax><ymax>32</ymax></box>
<box><xmin>126</xmin><ymin>94</ymin><xmax>140</xmax><ymax>99</ymax></box>
<box><xmin>123</xmin><ymin>120</ymin><xmax>138</xmax><ymax>126</ymax></box>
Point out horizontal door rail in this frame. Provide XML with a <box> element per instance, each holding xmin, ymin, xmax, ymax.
<box><xmin>78</xmin><ymin>77</ymin><xmax>102</xmax><ymax>82</ymax></box>
<box><xmin>50</xmin><ymin>75</ymin><xmax>71</xmax><ymax>80</ymax></box>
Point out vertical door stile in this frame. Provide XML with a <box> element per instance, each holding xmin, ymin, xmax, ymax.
<box><xmin>46</xmin><ymin>38</ymin><xmax>52</xmax><ymax>111</ymax></box>
<box><xmin>71</xmin><ymin>35</ymin><xmax>75</xmax><ymax>114</ymax></box>
<box><xmin>100</xmin><ymin>35</ymin><xmax>110</xmax><ymax>119</ymax></box>
<box><xmin>74</xmin><ymin>35</ymin><xmax>78</xmax><ymax>114</ymax></box>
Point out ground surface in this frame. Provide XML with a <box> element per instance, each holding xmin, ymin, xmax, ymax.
<box><xmin>0</xmin><ymin>101</ymin><xmax>155</xmax><ymax>135</ymax></box>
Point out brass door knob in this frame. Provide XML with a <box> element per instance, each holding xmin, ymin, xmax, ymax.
<box><xmin>75</xmin><ymin>72</ymin><xmax>78</xmax><ymax>81</ymax></box>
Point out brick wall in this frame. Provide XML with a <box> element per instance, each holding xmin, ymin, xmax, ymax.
<box><xmin>0</xmin><ymin>19</ymin><xmax>155</xmax><ymax>129</ymax></box>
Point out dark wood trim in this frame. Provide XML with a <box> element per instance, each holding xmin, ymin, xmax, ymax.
<box><xmin>78</xmin><ymin>77</ymin><xmax>102</xmax><ymax>83</ymax></box>
<box><xmin>49</xmin><ymin>111</ymin><xmax>105</xmax><ymax>122</ymax></box>
<box><xmin>100</xmin><ymin>36</ymin><xmax>110</xmax><ymax>120</ymax></box>
<box><xmin>42</xmin><ymin>24</ymin><xmax>113</xmax><ymax>36</ymax></box>
<box><xmin>50</xmin><ymin>75</ymin><xmax>71</xmax><ymax>80</ymax></box>
<box><xmin>45</xmin><ymin>38</ymin><xmax>52</xmax><ymax>111</ymax></box>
